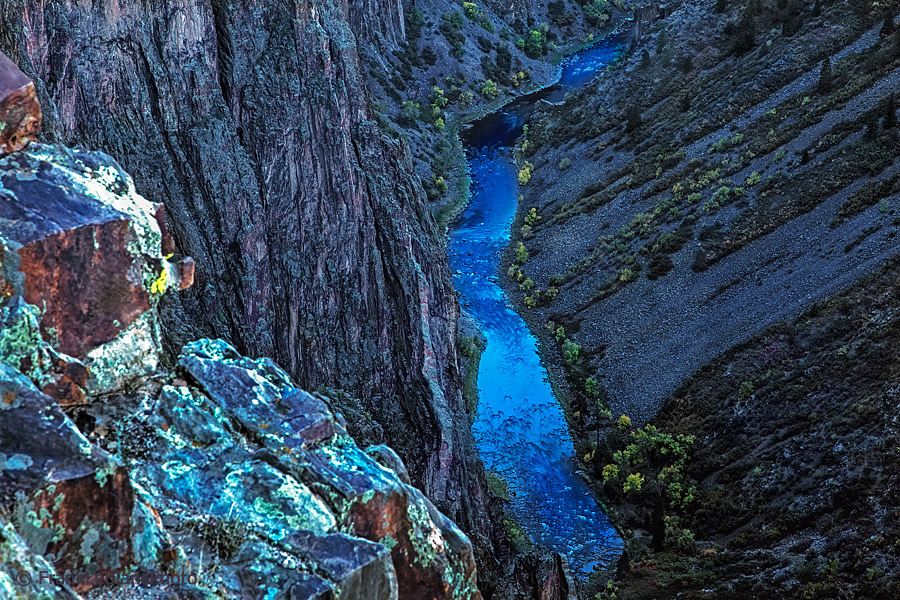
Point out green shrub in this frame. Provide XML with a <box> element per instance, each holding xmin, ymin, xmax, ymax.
<box><xmin>562</xmin><ymin>340</ymin><xmax>581</xmax><ymax>364</ymax></box>
<box><xmin>623</xmin><ymin>472</ymin><xmax>644</xmax><ymax>494</ymax></box>
<box><xmin>647</xmin><ymin>253</ymin><xmax>674</xmax><ymax>279</ymax></box>
<box><xmin>515</xmin><ymin>241</ymin><xmax>528</xmax><ymax>264</ymax></box>
<box><xmin>559</xmin><ymin>157</ymin><xmax>572</xmax><ymax>170</ymax></box>
<box><xmin>481</xmin><ymin>79</ymin><xmax>500</xmax><ymax>100</ymax></box>
<box><xmin>584</xmin><ymin>0</ymin><xmax>611</xmax><ymax>26</ymax></box>
<box><xmin>517</xmin><ymin>161</ymin><xmax>534</xmax><ymax>184</ymax></box>
<box><xmin>485</xmin><ymin>470</ymin><xmax>510</xmax><ymax>500</ymax></box>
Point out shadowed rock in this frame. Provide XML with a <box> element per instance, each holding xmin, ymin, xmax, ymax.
<box><xmin>0</xmin><ymin>363</ymin><xmax>173</xmax><ymax>588</ymax></box>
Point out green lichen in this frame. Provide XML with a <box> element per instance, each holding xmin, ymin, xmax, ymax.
<box><xmin>406</xmin><ymin>499</ymin><xmax>440</xmax><ymax>568</ymax></box>
<box><xmin>0</xmin><ymin>302</ymin><xmax>44</xmax><ymax>375</ymax></box>
<box><xmin>0</xmin><ymin>453</ymin><xmax>33</xmax><ymax>470</ymax></box>
<box><xmin>94</xmin><ymin>462</ymin><xmax>116</xmax><ymax>488</ymax></box>
<box><xmin>380</xmin><ymin>533</ymin><xmax>398</xmax><ymax>551</ymax></box>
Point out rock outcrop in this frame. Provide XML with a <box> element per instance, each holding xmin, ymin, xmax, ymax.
<box><xmin>0</xmin><ymin>1</ymin><xmax>494</xmax><ymax>559</ymax></box>
<box><xmin>0</xmin><ymin>51</ymin><xmax>40</xmax><ymax>155</ymax></box>
<box><xmin>0</xmin><ymin>82</ymin><xmax>482</xmax><ymax>598</ymax></box>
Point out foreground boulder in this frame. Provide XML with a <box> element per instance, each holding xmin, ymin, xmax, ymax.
<box><xmin>110</xmin><ymin>338</ymin><xmax>482</xmax><ymax>599</ymax></box>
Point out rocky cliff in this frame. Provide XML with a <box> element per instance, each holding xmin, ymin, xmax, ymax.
<box><xmin>0</xmin><ymin>0</ymin><xmax>500</xmax><ymax>570</ymax></box>
<box><xmin>0</xmin><ymin>114</ymin><xmax>481</xmax><ymax>598</ymax></box>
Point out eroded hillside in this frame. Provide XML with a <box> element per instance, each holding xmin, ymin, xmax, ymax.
<box><xmin>506</xmin><ymin>0</ymin><xmax>900</xmax><ymax>431</ymax></box>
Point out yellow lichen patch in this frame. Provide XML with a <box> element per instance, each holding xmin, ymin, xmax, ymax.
<box><xmin>150</xmin><ymin>268</ymin><xmax>168</xmax><ymax>295</ymax></box>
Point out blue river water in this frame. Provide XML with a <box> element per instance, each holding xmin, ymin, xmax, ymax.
<box><xmin>447</xmin><ymin>32</ymin><xmax>629</xmax><ymax>575</ymax></box>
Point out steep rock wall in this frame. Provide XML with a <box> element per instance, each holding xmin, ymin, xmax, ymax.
<box><xmin>0</xmin><ymin>0</ymin><xmax>495</xmax><ymax>562</ymax></box>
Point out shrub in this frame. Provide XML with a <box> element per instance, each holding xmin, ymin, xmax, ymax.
<box><xmin>619</xmin><ymin>268</ymin><xmax>637</xmax><ymax>282</ymax></box>
<box><xmin>515</xmin><ymin>241</ymin><xmax>528</xmax><ymax>264</ymax></box>
<box><xmin>562</xmin><ymin>340</ymin><xmax>581</xmax><ymax>364</ymax></box>
<box><xmin>623</xmin><ymin>472</ymin><xmax>644</xmax><ymax>494</ymax></box>
<box><xmin>584</xmin><ymin>0</ymin><xmax>611</xmax><ymax>26</ymax></box>
<box><xmin>585</xmin><ymin>377</ymin><xmax>600</xmax><ymax>397</ymax></box>
<box><xmin>602</xmin><ymin>464</ymin><xmax>620</xmax><ymax>481</ymax></box>
<box><xmin>524</xmin><ymin>27</ymin><xmax>547</xmax><ymax>59</ymax></box>
<box><xmin>406</xmin><ymin>7</ymin><xmax>425</xmax><ymax>41</ymax></box>
<box><xmin>559</xmin><ymin>157</ymin><xmax>572</xmax><ymax>170</ymax></box>
<box><xmin>440</xmin><ymin>13</ymin><xmax>466</xmax><ymax>58</ymax></box>
<box><xmin>713</xmin><ymin>185</ymin><xmax>732</xmax><ymax>204</ymax></box>
<box><xmin>647</xmin><ymin>253</ymin><xmax>674</xmax><ymax>279</ymax></box>
<box><xmin>617</xmin><ymin>414</ymin><xmax>632</xmax><ymax>431</ymax></box>
<box><xmin>399</xmin><ymin>100</ymin><xmax>420</xmax><ymax>126</ymax></box>
<box><xmin>485</xmin><ymin>470</ymin><xmax>510</xmax><ymax>500</ymax></box>
<box><xmin>480</xmin><ymin>79</ymin><xmax>500</xmax><ymax>100</ymax></box>
<box><xmin>517</xmin><ymin>161</ymin><xmax>534</xmax><ymax>185</ymax></box>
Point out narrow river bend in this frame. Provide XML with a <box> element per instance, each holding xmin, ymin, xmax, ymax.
<box><xmin>447</xmin><ymin>32</ymin><xmax>629</xmax><ymax>575</ymax></box>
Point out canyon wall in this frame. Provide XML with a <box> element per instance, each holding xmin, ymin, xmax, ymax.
<box><xmin>0</xmin><ymin>0</ymin><xmax>497</xmax><ymax>568</ymax></box>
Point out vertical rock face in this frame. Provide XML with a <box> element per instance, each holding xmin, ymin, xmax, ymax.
<box><xmin>0</xmin><ymin>0</ymin><xmax>493</xmax><ymax>556</ymax></box>
<box><xmin>348</xmin><ymin>0</ymin><xmax>406</xmax><ymax>50</ymax></box>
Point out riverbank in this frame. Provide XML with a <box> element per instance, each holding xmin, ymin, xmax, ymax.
<box><xmin>434</xmin><ymin>16</ymin><xmax>632</xmax><ymax>236</ymax></box>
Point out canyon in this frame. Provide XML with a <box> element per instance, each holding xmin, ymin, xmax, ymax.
<box><xmin>1</xmin><ymin>0</ymin><xmax>899</xmax><ymax>598</ymax></box>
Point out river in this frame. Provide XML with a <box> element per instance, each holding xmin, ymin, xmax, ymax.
<box><xmin>446</xmin><ymin>31</ymin><xmax>629</xmax><ymax>575</ymax></box>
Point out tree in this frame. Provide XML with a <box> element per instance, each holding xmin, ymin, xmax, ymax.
<box><xmin>524</xmin><ymin>29</ymin><xmax>545</xmax><ymax>59</ymax></box>
<box><xmin>399</xmin><ymin>100</ymin><xmax>420</xmax><ymax>126</ymax></box>
<box><xmin>584</xmin><ymin>0</ymin><xmax>611</xmax><ymax>26</ymax></box>
<box><xmin>817</xmin><ymin>57</ymin><xmax>833</xmax><ymax>94</ymax></box>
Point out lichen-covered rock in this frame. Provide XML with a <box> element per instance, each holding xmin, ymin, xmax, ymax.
<box><xmin>0</xmin><ymin>515</ymin><xmax>80</xmax><ymax>600</ymax></box>
<box><xmin>0</xmin><ymin>296</ymin><xmax>89</xmax><ymax>406</ymax></box>
<box><xmin>0</xmin><ymin>143</ymin><xmax>192</xmax><ymax>362</ymax></box>
<box><xmin>112</xmin><ymin>338</ymin><xmax>482</xmax><ymax>600</ymax></box>
<box><xmin>0</xmin><ymin>362</ymin><xmax>173</xmax><ymax>592</ymax></box>
<box><xmin>0</xmin><ymin>8</ymin><xmax>499</xmax><ymax>571</ymax></box>
<box><xmin>0</xmin><ymin>51</ymin><xmax>40</xmax><ymax>155</ymax></box>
